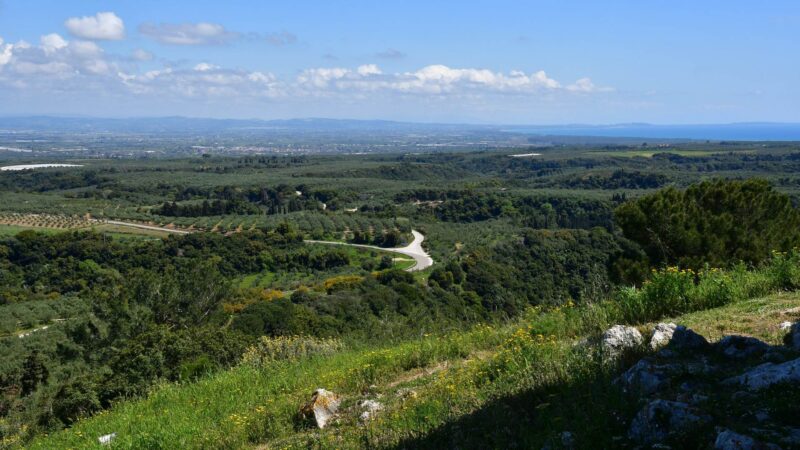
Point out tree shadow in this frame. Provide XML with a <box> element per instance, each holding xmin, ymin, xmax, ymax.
<box><xmin>386</xmin><ymin>367</ymin><xmax>636</xmax><ymax>450</ymax></box>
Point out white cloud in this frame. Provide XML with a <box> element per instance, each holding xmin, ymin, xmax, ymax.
<box><xmin>0</xmin><ymin>38</ymin><xmax>12</xmax><ymax>66</ymax></box>
<box><xmin>0</xmin><ymin>33</ymin><xmax>113</xmax><ymax>80</ymax></box>
<box><xmin>138</xmin><ymin>22</ymin><xmax>238</xmax><ymax>45</ymax></box>
<box><xmin>40</xmin><ymin>34</ymin><xmax>68</xmax><ymax>55</ymax></box>
<box><xmin>132</xmin><ymin>49</ymin><xmax>154</xmax><ymax>61</ymax></box>
<box><xmin>0</xmin><ymin>31</ymin><xmax>611</xmax><ymax>114</ymax></box>
<box><xmin>65</xmin><ymin>12</ymin><xmax>125</xmax><ymax>41</ymax></box>
<box><xmin>293</xmin><ymin>64</ymin><xmax>605</xmax><ymax>96</ymax></box>
<box><xmin>117</xmin><ymin>65</ymin><xmax>282</xmax><ymax>98</ymax></box>
<box><xmin>193</xmin><ymin>62</ymin><xmax>219</xmax><ymax>72</ymax></box>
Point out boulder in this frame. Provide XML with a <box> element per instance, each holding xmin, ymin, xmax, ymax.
<box><xmin>723</xmin><ymin>357</ymin><xmax>800</xmax><ymax>391</ymax></box>
<box><xmin>716</xmin><ymin>336</ymin><xmax>770</xmax><ymax>360</ymax></box>
<box><xmin>299</xmin><ymin>388</ymin><xmax>340</xmax><ymax>428</ymax></box>
<box><xmin>779</xmin><ymin>322</ymin><xmax>793</xmax><ymax>332</ymax></box>
<box><xmin>714</xmin><ymin>429</ymin><xmax>782</xmax><ymax>450</ymax></box>
<box><xmin>601</xmin><ymin>325</ymin><xmax>643</xmax><ymax>359</ymax></box>
<box><xmin>650</xmin><ymin>323</ymin><xmax>677</xmax><ymax>350</ymax></box>
<box><xmin>668</xmin><ymin>325</ymin><xmax>711</xmax><ymax>351</ymax></box>
<box><xmin>628</xmin><ymin>399</ymin><xmax>711</xmax><ymax>445</ymax></box>
<box><xmin>358</xmin><ymin>399</ymin><xmax>383</xmax><ymax>422</ymax></box>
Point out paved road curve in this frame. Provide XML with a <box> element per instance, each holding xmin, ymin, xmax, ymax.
<box><xmin>305</xmin><ymin>230</ymin><xmax>434</xmax><ymax>272</ymax></box>
<box><xmin>93</xmin><ymin>220</ymin><xmax>433</xmax><ymax>271</ymax></box>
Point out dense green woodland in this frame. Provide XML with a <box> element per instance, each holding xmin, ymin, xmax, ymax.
<box><xmin>3</xmin><ymin>144</ymin><xmax>800</xmax><ymax>445</ymax></box>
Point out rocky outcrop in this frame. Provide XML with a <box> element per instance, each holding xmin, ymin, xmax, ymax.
<box><xmin>628</xmin><ymin>399</ymin><xmax>711</xmax><ymax>445</ymax></box>
<box><xmin>299</xmin><ymin>388</ymin><xmax>340</xmax><ymax>428</ymax></box>
<box><xmin>601</xmin><ymin>325</ymin><xmax>643</xmax><ymax>359</ymax></box>
<box><xmin>717</xmin><ymin>336</ymin><xmax>770</xmax><ymax>360</ymax></box>
<box><xmin>785</xmin><ymin>323</ymin><xmax>800</xmax><ymax>349</ymax></box>
<box><xmin>615</xmin><ymin>323</ymin><xmax>800</xmax><ymax>448</ymax></box>
<box><xmin>723</xmin><ymin>357</ymin><xmax>800</xmax><ymax>390</ymax></box>
<box><xmin>669</xmin><ymin>325</ymin><xmax>711</xmax><ymax>351</ymax></box>
<box><xmin>616</xmin><ymin>358</ymin><xmax>678</xmax><ymax>395</ymax></box>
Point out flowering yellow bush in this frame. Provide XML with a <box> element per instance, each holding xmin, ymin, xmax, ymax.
<box><xmin>240</xmin><ymin>335</ymin><xmax>344</xmax><ymax>367</ymax></box>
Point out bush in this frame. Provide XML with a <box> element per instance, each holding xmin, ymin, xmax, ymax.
<box><xmin>240</xmin><ymin>335</ymin><xmax>344</xmax><ymax>367</ymax></box>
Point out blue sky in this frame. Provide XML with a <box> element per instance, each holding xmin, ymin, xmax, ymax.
<box><xmin>0</xmin><ymin>0</ymin><xmax>798</xmax><ymax>124</ymax></box>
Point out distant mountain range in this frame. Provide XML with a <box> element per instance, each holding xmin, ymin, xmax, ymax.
<box><xmin>1</xmin><ymin>116</ymin><xmax>799</xmax><ymax>141</ymax></box>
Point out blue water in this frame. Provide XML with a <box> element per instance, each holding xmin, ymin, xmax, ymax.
<box><xmin>508</xmin><ymin>123</ymin><xmax>800</xmax><ymax>141</ymax></box>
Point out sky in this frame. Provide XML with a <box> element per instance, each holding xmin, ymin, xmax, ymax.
<box><xmin>0</xmin><ymin>0</ymin><xmax>798</xmax><ymax>124</ymax></box>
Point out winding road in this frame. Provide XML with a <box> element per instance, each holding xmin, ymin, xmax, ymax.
<box><xmin>98</xmin><ymin>219</ymin><xmax>191</xmax><ymax>234</ymax></box>
<box><xmin>305</xmin><ymin>230</ymin><xmax>434</xmax><ymax>272</ymax></box>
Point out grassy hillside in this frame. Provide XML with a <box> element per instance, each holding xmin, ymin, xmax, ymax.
<box><xmin>25</xmin><ymin>256</ymin><xmax>800</xmax><ymax>449</ymax></box>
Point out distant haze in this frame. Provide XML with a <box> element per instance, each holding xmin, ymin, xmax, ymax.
<box><xmin>1</xmin><ymin>116</ymin><xmax>799</xmax><ymax>141</ymax></box>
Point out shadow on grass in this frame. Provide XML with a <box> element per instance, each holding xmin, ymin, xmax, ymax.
<box><xmin>387</xmin><ymin>366</ymin><xmax>637</xmax><ymax>450</ymax></box>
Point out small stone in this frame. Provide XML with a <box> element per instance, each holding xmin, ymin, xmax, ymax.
<box><xmin>779</xmin><ymin>321</ymin><xmax>793</xmax><ymax>332</ymax></box>
<box><xmin>358</xmin><ymin>399</ymin><xmax>384</xmax><ymax>422</ymax></box>
<box><xmin>98</xmin><ymin>433</ymin><xmax>116</xmax><ymax>445</ymax></box>
<box><xmin>299</xmin><ymin>388</ymin><xmax>340</xmax><ymax>429</ymax></box>
<box><xmin>601</xmin><ymin>325</ymin><xmax>644</xmax><ymax>359</ymax></box>
<box><xmin>397</xmin><ymin>388</ymin><xmax>418</xmax><ymax>400</ymax></box>
<box><xmin>650</xmin><ymin>323</ymin><xmax>678</xmax><ymax>350</ymax></box>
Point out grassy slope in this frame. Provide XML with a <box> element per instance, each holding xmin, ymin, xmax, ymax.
<box><xmin>27</xmin><ymin>287</ymin><xmax>800</xmax><ymax>449</ymax></box>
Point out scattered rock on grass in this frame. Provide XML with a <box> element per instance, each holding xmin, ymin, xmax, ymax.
<box><xmin>359</xmin><ymin>399</ymin><xmax>384</xmax><ymax>422</ymax></box>
<box><xmin>98</xmin><ymin>432</ymin><xmax>116</xmax><ymax>445</ymax></box>
<box><xmin>299</xmin><ymin>388</ymin><xmax>340</xmax><ymax>429</ymax></box>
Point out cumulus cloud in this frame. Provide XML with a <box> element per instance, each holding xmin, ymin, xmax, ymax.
<box><xmin>0</xmin><ymin>31</ymin><xmax>611</xmax><ymax>113</ymax></box>
<box><xmin>0</xmin><ymin>33</ymin><xmax>113</xmax><ymax>81</ymax></box>
<box><xmin>117</xmin><ymin>65</ymin><xmax>281</xmax><ymax>98</ymax></box>
<box><xmin>293</xmin><ymin>64</ymin><xmax>607</xmax><ymax>96</ymax></box>
<box><xmin>375</xmin><ymin>48</ymin><xmax>406</xmax><ymax>59</ymax></box>
<box><xmin>64</xmin><ymin>12</ymin><xmax>125</xmax><ymax>40</ymax></box>
<box><xmin>138</xmin><ymin>22</ymin><xmax>238</xmax><ymax>45</ymax></box>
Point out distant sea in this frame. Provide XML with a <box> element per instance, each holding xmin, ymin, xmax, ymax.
<box><xmin>507</xmin><ymin>123</ymin><xmax>800</xmax><ymax>141</ymax></box>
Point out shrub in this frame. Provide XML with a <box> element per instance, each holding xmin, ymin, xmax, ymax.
<box><xmin>240</xmin><ymin>335</ymin><xmax>344</xmax><ymax>367</ymax></box>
